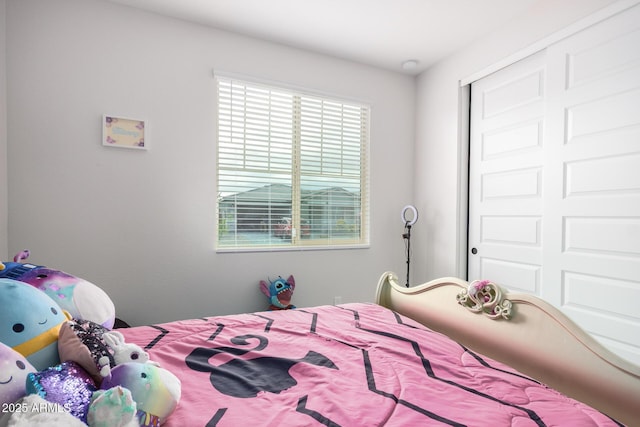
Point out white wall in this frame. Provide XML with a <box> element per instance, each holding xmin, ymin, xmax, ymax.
<box><xmin>5</xmin><ymin>0</ymin><xmax>415</xmax><ymax>325</ymax></box>
<box><xmin>411</xmin><ymin>0</ymin><xmax>622</xmax><ymax>283</ymax></box>
<box><xmin>0</xmin><ymin>0</ymin><xmax>7</xmax><ymax>260</ymax></box>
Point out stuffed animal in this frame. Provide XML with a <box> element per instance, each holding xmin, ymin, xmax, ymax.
<box><xmin>100</xmin><ymin>362</ymin><xmax>181</xmax><ymax>426</ymax></box>
<box><xmin>58</xmin><ymin>319</ymin><xmax>154</xmax><ymax>384</ymax></box>
<box><xmin>57</xmin><ymin>318</ymin><xmax>116</xmax><ymax>383</ymax></box>
<box><xmin>25</xmin><ymin>361</ymin><xmax>98</xmax><ymax>424</ymax></box>
<box><xmin>23</xmin><ymin>342</ymin><xmax>176</xmax><ymax>426</ymax></box>
<box><xmin>102</xmin><ymin>331</ymin><xmax>151</xmax><ymax>366</ymax></box>
<box><xmin>0</xmin><ymin>250</ymin><xmax>116</xmax><ymax>329</ymax></box>
<box><xmin>13</xmin><ymin>250</ymin><xmax>30</xmax><ymax>263</ymax></box>
<box><xmin>0</xmin><ymin>341</ymin><xmax>36</xmax><ymax>406</ymax></box>
<box><xmin>57</xmin><ymin>322</ymin><xmax>180</xmax><ymax>425</ymax></box>
<box><xmin>0</xmin><ymin>278</ymin><xmax>71</xmax><ymax>370</ymax></box>
<box><xmin>20</xmin><ymin>362</ymin><xmax>142</xmax><ymax>427</ymax></box>
<box><xmin>259</xmin><ymin>275</ymin><xmax>296</xmax><ymax>310</ymax></box>
<box><xmin>24</xmin><ymin>337</ymin><xmax>178</xmax><ymax>426</ymax></box>
<box><xmin>87</xmin><ymin>386</ymin><xmax>138</xmax><ymax>427</ymax></box>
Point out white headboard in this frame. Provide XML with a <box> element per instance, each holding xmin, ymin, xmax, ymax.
<box><xmin>375</xmin><ymin>272</ymin><xmax>640</xmax><ymax>425</ymax></box>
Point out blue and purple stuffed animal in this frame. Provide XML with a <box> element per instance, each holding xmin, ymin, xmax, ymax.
<box><xmin>260</xmin><ymin>275</ymin><xmax>296</xmax><ymax>310</ymax></box>
<box><xmin>0</xmin><ymin>252</ymin><xmax>181</xmax><ymax>426</ymax></box>
<box><xmin>0</xmin><ymin>278</ymin><xmax>71</xmax><ymax>370</ymax></box>
<box><xmin>0</xmin><ymin>250</ymin><xmax>115</xmax><ymax>329</ymax></box>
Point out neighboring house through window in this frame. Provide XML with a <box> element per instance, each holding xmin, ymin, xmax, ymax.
<box><xmin>216</xmin><ymin>74</ymin><xmax>370</xmax><ymax>250</ymax></box>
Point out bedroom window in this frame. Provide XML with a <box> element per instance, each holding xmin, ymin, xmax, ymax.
<box><xmin>216</xmin><ymin>75</ymin><xmax>370</xmax><ymax>251</ymax></box>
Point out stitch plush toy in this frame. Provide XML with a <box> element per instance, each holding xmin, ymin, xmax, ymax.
<box><xmin>260</xmin><ymin>275</ymin><xmax>296</xmax><ymax>310</ymax></box>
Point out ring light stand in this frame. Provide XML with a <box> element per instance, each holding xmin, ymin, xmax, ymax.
<box><xmin>401</xmin><ymin>205</ymin><xmax>418</xmax><ymax>287</ymax></box>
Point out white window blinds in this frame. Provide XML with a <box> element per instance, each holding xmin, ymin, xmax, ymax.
<box><xmin>216</xmin><ymin>75</ymin><xmax>369</xmax><ymax>250</ymax></box>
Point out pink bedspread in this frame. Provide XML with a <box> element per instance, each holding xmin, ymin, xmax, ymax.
<box><xmin>120</xmin><ymin>303</ymin><xmax>622</xmax><ymax>426</ymax></box>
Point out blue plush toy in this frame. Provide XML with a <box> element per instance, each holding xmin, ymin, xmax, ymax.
<box><xmin>0</xmin><ymin>278</ymin><xmax>71</xmax><ymax>370</ymax></box>
<box><xmin>259</xmin><ymin>275</ymin><xmax>296</xmax><ymax>310</ymax></box>
<box><xmin>0</xmin><ymin>250</ymin><xmax>115</xmax><ymax>329</ymax></box>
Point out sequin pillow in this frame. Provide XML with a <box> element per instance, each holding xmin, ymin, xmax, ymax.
<box><xmin>57</xmin><ymin>319</ymin><xmax>115</xmax><ymax>384</ymax></box>
<box><xmin>25</xmin><ymin>361</ymin><xmax>97</xmax><ymax>424</ymax></box>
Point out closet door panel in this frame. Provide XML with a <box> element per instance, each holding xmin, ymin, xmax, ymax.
<box><xmin>544</xmin><ymin>3</ymin><xmax>640</xmax><ymax>364</ymax></box>
<box><xmin>468</xmin><ymin>50</ymin><xmax>546</xmax><ymax>295</ymax></box>
<box><xmin>469</xmin><ymin>3</ymin><xmax>640</xmax><ymax>364</ymax></box>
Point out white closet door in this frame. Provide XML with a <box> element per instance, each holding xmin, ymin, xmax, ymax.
<box><xmin>469</xmin><ymin>4</ymin><xmax>640</xmax><ymax>364</ymax></box>
<box><xmin>468</xmin><ymin>50</ymin><xmax>546</xmax><ymax>296</ymax></box>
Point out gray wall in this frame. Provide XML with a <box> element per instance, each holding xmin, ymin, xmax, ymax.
<box><xmin>4</xmin><ymin>0</ymin><xmax>415</xmax><ymax>325</ymax></box>
<box><xmin>0</xmin><ymin>0</ymin><xmax>7</xmax><ymax>260</ymax></box>
<box><xmin>3</xmin><ymin>0</ymin><xmax>625</xmax><ymax>326</ymax></box>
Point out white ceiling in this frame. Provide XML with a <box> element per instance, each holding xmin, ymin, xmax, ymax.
<box><xmin>104</xmin><ymin>0</ymin><xmax>540</xmax><ymax>74</ymax></box>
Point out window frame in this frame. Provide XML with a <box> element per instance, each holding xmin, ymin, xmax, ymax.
<box><xmin>214</xmin><ymin>72</ymin><xmax>370</xmax><ymax>252</ymax></box>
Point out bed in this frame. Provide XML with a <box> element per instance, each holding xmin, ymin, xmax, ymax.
<box><xmin>117</xmin><ymin>272</ymin><xmax>640</xmax><ymax>426</ymax></box>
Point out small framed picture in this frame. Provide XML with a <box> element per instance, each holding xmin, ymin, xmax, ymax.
<box><xmin>102</xmin><ymin>115</ymin><xmax>147</xmax><ymax>150</ymax></box>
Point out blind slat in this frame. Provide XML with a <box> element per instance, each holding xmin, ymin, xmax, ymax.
<box><xmin>217</xmin><ymin>76</ymin><xmax>369</xmax><ymax>249</ymax></box>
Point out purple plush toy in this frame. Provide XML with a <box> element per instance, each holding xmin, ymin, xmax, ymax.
<box><xmin>0</xmin><ymin>342</ymin><xmax>36</xmax><ymax>406</ymax></box>
<box><xmin>0</xmin><ymin>250</ymin><xmax>116</xmax><ymax>329</ymax></box>
<box><xmin>26</xmin><ymin>361</ymin><xmax>97</xmax><ymax>423</ymax></box>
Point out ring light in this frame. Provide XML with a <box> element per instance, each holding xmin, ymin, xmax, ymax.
<box><xmin>401</xmin><ymin>205</ymin><xmax>418</xmax><ymax>288</ymax></box>
<box><xmin>401</xmin><ymin>205</ymin><xmax>418</xmax><ymax>226</ymax></box>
